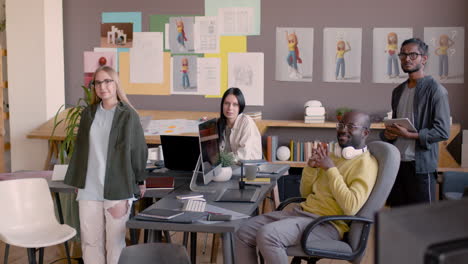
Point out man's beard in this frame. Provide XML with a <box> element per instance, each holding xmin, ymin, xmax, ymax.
<box><xmin>402</xmin><ymin>63</ymin><xmax>422</xmax><ymax>74</ymax></box>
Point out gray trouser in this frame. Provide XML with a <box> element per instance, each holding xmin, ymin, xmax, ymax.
<box><xmin>234</xmin><ymin>205</ymin><xmax>340</xmax><ymax>264</ymax></box>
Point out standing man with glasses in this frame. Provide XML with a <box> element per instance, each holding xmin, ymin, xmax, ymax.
<box><xmin>382</xmin><ymin>38</ymin><xmax>450</xmax><ymax>207</ymax></box>
<box><xmin>235</xmin><ymin>112</ymin><xmax>378</xmax><ymax>264</ymax></box>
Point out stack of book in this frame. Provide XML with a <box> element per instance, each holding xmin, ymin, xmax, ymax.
<box><xmin>265</xmin><ymin>136</ymin><xmax>279</xmax><ymax>162</ymax></box>
<box><xmin>305</xmin><ymin>106</ymin><xmax>325</xmax><ymax>123</ymax></box>
<box><xmin>245</xmin><ymin>111</ymin><xmax>262</xmax><ymax>120</ymax></box>
<box><xmin>288</xmin><ymin>140</ymin><xmax>333</xmax><ymax>162</ymax></box>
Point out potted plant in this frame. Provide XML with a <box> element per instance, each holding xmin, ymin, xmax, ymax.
<box><xmin>213</xmin><ymin>151</ymin><xmax>236</xmax><ymax>182</ymax></box>
<box><xmin>51</xmin><ymin>85</ymin><xmax>93</xmax><ymax>164</ymax></box>
<box><xmin>336</xmin><ymin>107</ymin><xmax>352</xmax><ymax>122</ymax></box>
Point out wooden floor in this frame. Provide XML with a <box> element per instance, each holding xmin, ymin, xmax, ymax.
<box><xmin>0</xmin><ymin>201</ymin><xmax>374</xmax><ymax>264</ymax></box>
<box><xmin>0</xmin><ymin>227</ymin><xmax>374</xmax><ymax>264</ymax></box>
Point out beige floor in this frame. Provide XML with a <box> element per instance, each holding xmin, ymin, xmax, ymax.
<box><xmin>0</xmin><ymin>227</ymin><xmax>374</xmax><ymax>264</ymax></box>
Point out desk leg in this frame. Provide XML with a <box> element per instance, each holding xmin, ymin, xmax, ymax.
<box><xmin>53</xmin><ymin>192</ymin><xmax>73</xmax><ymax>264</ymax></box>
<box><xmin>222</xmin><ymin>232</ymin><xmax>234</xmax><ymax>264</ymax></box>
<box><xmin>44</xmin><ymin>140</ymin><xmax>59</xmax><ymax>170</ymax></box>
<box><xmin>190</xmin><ymin>232</ymin><xmax>197</xmax><ymax>264</ymax></box>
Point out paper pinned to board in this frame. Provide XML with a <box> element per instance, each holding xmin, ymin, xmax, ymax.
<box><xmin>83</xmin><ymin>51</ymin><xmax>116</xmax><ymax>73</ymax></box>
<box><xmin>93</xmin><ymin>48</ymin><xmax>118</xmax><ymax>70</ymax></box>
<box><xmin>194</xmin><ymin>16</ymin><xmax>219</xmax><ymax>53</ymax></box>
<box><xmin>228</xmin><ymin>52</ymin><xmax>264</xmax><ymax>106</ymax></box>
<box><xmin>130</xmin><ymin>32</ymin><xmax>164</xmax><ymax>84</ymax></box>
<box><xmin>119</xmin><ymin>51</ymin><xmax>171</xmax><ymax>95</ymax></box>
<box><xmin>204</xmin><ymin>0</ymin><xmax>261</xmax><ymax>36</ymax></box>
<box><xmin>205</xmin><ymin>36</ymin><xmax>247</xmax><ymax>98</ymax></box>
<box><xmin>197</xmin><ymin>57</ymin><xmax>221</xmax><ymax>95</ymax></box>
<box><xmin>218</xmin><ymin>7</ymin><xmax>254</xmax><ymax>36</ymax></box>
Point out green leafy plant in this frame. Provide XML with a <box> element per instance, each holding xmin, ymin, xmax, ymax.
<box><xmin>336</xmin><ymin>107</ymin><xmax>352</xmax><ymax>121</ymax></box>
<box><xmin>217</xmin><ymin>151</ymin><xmax>236</xmax><ymax>167</ymax></box>
<box><xmin>51</xmin><ymin>85</ymin><xmax>93</xmax><ymax>164</ymax></box>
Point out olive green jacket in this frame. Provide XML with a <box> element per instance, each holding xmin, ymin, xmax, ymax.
<box><xmin>64</xmin><ymin>102</ymin><xmax>148</xmax><ymax>200</ymax></box>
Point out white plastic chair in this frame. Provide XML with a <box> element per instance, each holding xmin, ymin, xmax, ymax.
<box><xmin>0</xmin><ymin>178</ymin><xmax>76</xmax><ymax>264</ymax></box>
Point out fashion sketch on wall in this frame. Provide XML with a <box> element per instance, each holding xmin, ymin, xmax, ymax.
<box><xmin>372</xmin><ymin>28</ymin><xmax>413</xmax><ymax>83</ymax></box>
<box><xmin>323</xmin><ymin>28</ymin><xmax>362</xmax><ymax>83</ymax></box>
<box><xmin>169</xmin><ymin>17</ymin><xmax>195</xmax><ymax>53</ymax></box>
<box><xmin>172</xmin><ymin>55</ymin><xmax>198</xmax><ymax>94</ymax></box>
<box><xmin>424</xmin><ymin>27</ymin><xmax>465</xmax><ymax>84</ymax></box>
<box><xmin>275</xmin><ymin>27</ymin><xmax>314</xmax><ymax>82</ymax></box>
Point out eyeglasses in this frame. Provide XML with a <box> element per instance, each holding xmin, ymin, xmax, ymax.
<box><xmin>93</xmin><ymin>79</ymin><xmax>114</xmax><ymax>87</ymax></box>
<box><xmin>336</xmin><ymin>123</ymin><xmax>368</xmax><ymax>131</ymax></box>
<box><xmin>398</xmin><ymin>52</ymin><xmax>423</xmax><ymax>60</ymax></box>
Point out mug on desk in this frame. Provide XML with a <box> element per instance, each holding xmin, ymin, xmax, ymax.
<box><xmin>245</xmin><ymin>164</ymin><xmax>260</xmax><ymax>181</ymax></box>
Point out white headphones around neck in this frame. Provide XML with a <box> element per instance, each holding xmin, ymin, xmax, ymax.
<box><xmin>332</xmin><ymin>142</ymin><xmax>368</xmax><ymax>160</ymax></box>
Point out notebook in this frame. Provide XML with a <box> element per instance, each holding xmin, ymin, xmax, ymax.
<box><xmin>137</xmin><ymin>208</ymin><xmax>184</xmax><ymax>220</ymax></box>
<box><xmin>135</xmin><ymin>209</ymin><xmax>207</xmax><ymax>223</ymax></box>
<box><xmin>146</xmin><ymin>176</ymin><xmax>175</xmax><ymax>190</ymax></box>
<box><xmin>244</xmin><ymin>178</ymin><xmax>271</xmax><ymax>185</ymax></box>
<box><xmin>52</xmin><ymin>164</ymin><xmax>68</xmax><ymax>181</ymax></box>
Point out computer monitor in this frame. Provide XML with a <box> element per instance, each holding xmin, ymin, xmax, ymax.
<box><xmin>189</xmin><ymin>118</ymin><xmax>221</xmax><ymax>193</ymax></box>
<box><xmin>376</xmin><ymin>198</ymin><xmax>468</xmax><ymax>264</ymax></box>
<box><xmin>160</xmin><ymin>135</ymin><xmax>199</xmax><ymax>171</ymax></box>
<box><xmin>198</xmin><ymin>118</ymin><xmax>221</xmax><ymax>184</ymax></box>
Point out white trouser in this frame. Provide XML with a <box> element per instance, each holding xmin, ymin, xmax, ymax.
<box><xmin>79</xmin><ymin>200</ymin><xmax>132</xmax><ymax>264</ymax></box>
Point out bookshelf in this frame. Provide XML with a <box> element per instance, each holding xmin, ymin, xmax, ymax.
<box><xmin>258</xmin><ymin>120</ymin><xmax>461</xmax><ymax>169</ymax></box>
<box><xmin>258</xmin><ymin>120</ymin><xmax>385</xmax><ymax>168</ymax></box>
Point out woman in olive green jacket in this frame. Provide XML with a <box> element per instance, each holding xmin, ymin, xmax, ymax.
<box><xmin>64</xmin><ymin>66</ymin><xmax>147</xmax><ymax>264</ymax></box>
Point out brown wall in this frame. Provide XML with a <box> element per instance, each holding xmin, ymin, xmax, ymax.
<box><xmin>64</xmin><ymin>0</ymin><xmax>468</xmax><ymax>128</ymax></box>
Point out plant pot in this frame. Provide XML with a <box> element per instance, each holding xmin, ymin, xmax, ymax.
<box><xmin>213</xmin><ymin>166</ymin><xmax>232</xmax><ymax>182</ymax></box>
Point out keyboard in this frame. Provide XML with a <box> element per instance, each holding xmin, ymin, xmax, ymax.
<box><xmin>182</xmin><ymin>198</ymin><xmax>206</xmax><ymax>212</ymax></box>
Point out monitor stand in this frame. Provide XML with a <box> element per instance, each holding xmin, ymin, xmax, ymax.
<box><xmin>189</xmin><ymin>156</ymin><xmax>216</xmax><ymax>193</ymax></box>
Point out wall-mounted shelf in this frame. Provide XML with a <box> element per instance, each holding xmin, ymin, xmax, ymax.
<box><xmin>256</xmin><ymin>120</ymin><xmax>385</xmax><ymax>135</ymax></box>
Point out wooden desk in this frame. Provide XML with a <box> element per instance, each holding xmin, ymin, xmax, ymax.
<box><xmin>128</xmin><ymin>165</ymin><xmax>290</xmax><ymax>264</ymax></box>
<box><xmin>27</xmin><ymin>109</ymin><xmax>218</xmax><ymax>169</ymax></box>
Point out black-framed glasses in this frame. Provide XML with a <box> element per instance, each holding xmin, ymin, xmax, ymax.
<box><xmin>93</xmin><ymin>79</ymin><xmax>114</xmax><ymax>87</ymax></box>
<box><xmin>398</xmin><ymin>52</ymin><xmax>422</xmax><ymax>60</ymax></box>
<box><xmin>336</xmin><ymin>123</ymin><xmax>367</xmax><ymax>131</ymax></box>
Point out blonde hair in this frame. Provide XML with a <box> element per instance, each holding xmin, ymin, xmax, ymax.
<box><xmin>288</xmin><ymin>32</ymin><xmax>298</xmax><ymax>44</ymax></box>
<box><xmin>337</xmin><ymin>40</ymin><xmax>345</xmax><ymax>50</ymax></box>
<box><xmin>439</xmin><ymin>34</ymin><xmax>449</xmax><ymax>46</ymax></box>
<box><xmin>387</xmin><ymin>32</ymin><xmax>398</xmax><ymax>45</ymax></box>
<box><xmin>91</xmin><ymin>66</ymin><xmax>135</xmax><ymax>109</ymax></box>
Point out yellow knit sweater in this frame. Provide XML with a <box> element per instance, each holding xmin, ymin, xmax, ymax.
<box><xmin>300</xmin><ymin>151</ymin><xmax>378</xmax><ymax>238</ymax></box>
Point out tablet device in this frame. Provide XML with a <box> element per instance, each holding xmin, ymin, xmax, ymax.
<box><xmin>384</xmin><ymin>118</ymin><xmax>417</xmax><ymax>132</ymax></box>
<box><xmin>215</xmin><ymin>188</ymin><xmax>260</xmax><ymax>203</ymax></box>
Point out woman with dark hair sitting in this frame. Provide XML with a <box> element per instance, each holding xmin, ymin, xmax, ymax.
<box><xmin>217</xmin><ymin>87</ymin><xmax>262</xmax><ymax>160</ymax></box>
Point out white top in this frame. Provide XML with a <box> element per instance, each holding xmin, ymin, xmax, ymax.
<box><xmin>220</xmin><ymin>113</ymin><xmax>262</xmax><ymax>160</ymax></box>
<box><xmin>77</xmin><ymin>103</ymin><xmax>115</xmax><ymax>201</ymax></box>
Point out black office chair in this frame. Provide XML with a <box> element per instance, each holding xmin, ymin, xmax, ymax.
<box><xmin>275</xmin><ymin>141</ymin><xmax>400</xmax><ymax>264</ymax></box>
<box><xmin>118</xmin><ymin>243</ymin><xmax>190</xmax><ymax>264</ymax></box>
<box><xmin>441</xmin><ymin>171</ymin><xmax>468</xmax><ymax>200</ymax></box>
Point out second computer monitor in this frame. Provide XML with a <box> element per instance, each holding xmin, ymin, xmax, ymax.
<box><xmin>198</xmin><ymin>118</ymin><xmax>221</xmax><ymax>185</ymax></box>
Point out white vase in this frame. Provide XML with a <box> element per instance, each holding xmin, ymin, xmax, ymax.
<box><xmin>213</xmin><ymin>166</ymin><xmax>232</xmax><ymax>182</ymax></box>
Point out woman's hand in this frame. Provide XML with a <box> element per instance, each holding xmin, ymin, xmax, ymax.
<box><xmin>138</xmin><ymin>183</ymin><xmax>146</xmax><ymax>198</ymax></box>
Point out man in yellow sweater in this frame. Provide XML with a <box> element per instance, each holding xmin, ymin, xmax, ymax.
<box><xmin>234</xmin><ymin>112</ymin><xmax>378</xmax><ymax>264</ymax></box>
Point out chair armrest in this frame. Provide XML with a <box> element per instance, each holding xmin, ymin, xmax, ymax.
<box><xmin>301</xmin><ymin>215</ymin><xmax>373</xmax><ymax>260</ymax></box>
<box><xmin>276</xmin><ymin>197</ymin><xmax>306</xmax><ymax>211</ymax></box>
